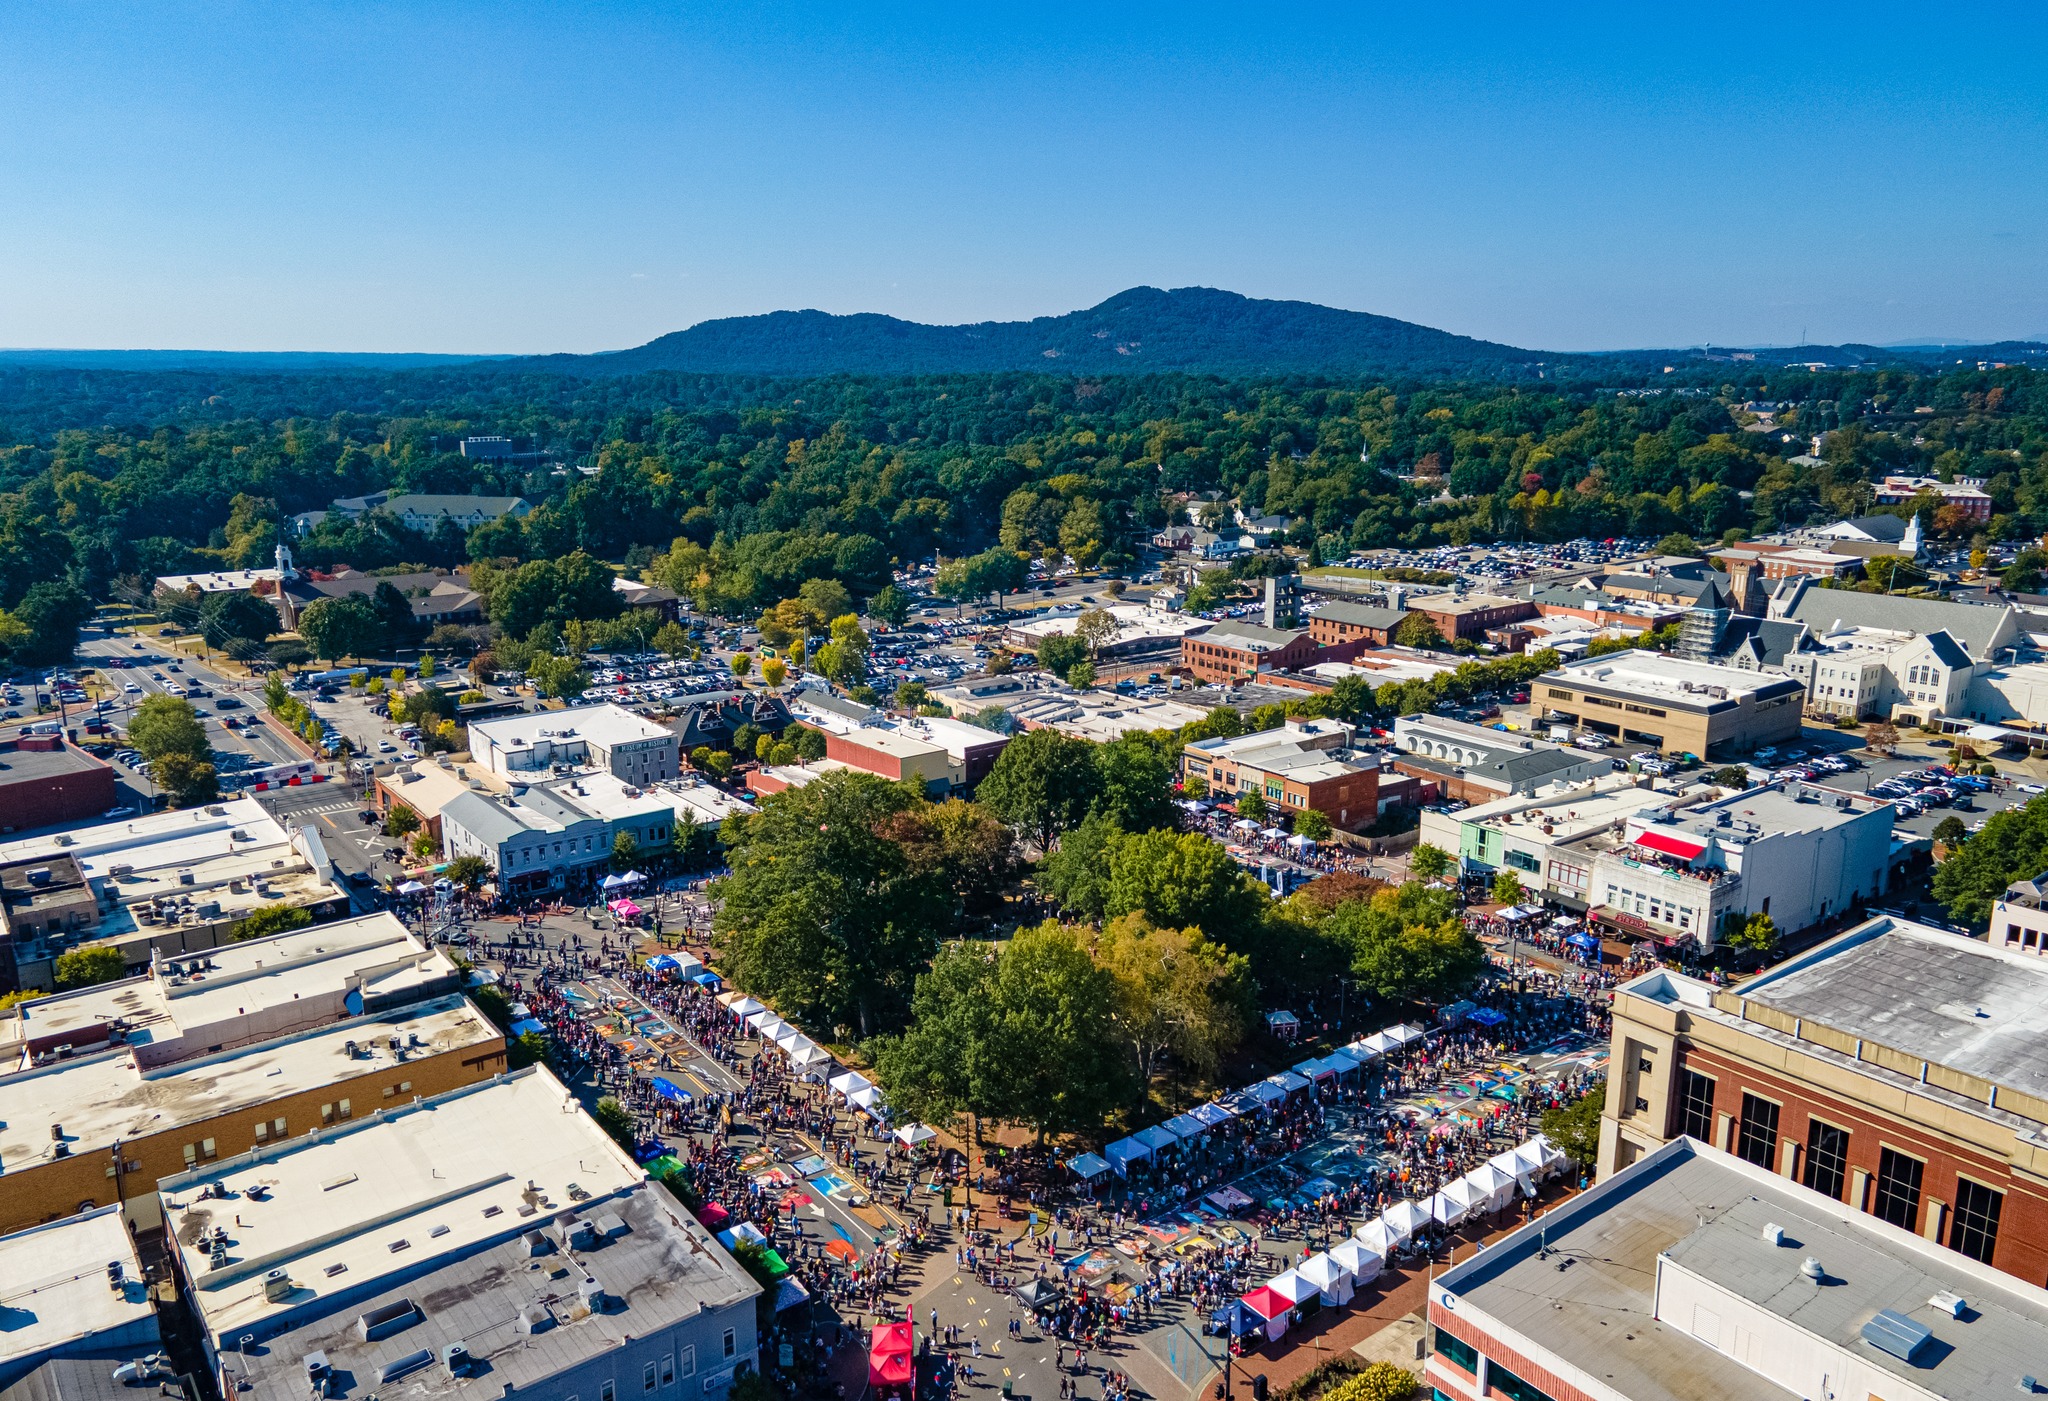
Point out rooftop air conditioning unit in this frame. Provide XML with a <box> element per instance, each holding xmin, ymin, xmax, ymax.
<box><xmin>262</xmin><ymin>1268</ymin><xmax>294</xmax><ymax>1302</ymax></box>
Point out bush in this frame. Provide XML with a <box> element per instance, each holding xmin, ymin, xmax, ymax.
<box><xmin>1323</xmin><ymin>1363</ymin><xmax>1416</xmax><ymax>1401</ymax></box>
<box><xmin>592</xmin><ymin>1095</ymin><xmax>636</xmax><ymax>1151</ymax></box>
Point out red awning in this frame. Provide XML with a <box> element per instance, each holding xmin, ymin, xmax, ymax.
<box><xmin>1634</xmin><ymin>830</ymin><xmax>1706</xmax><ymax>860</ymax></box>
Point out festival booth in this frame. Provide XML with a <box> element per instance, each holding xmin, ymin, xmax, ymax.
<box><xmin>1134</xmin><ymin>1124</ymin><xmax>1183</xmax><ymax>1158</ymax></box>
<box><xmin>1468</xmin><ymin>1007</ymin><xmax>1508</xmax><ymax>1028</ymax></box>
<box><xmin>1066</xmin><ymin>1152</ymin><xmax>1112</xmax><ymax>1182</ymax></box>
<box><xmin>1564</xmin><ymin>930</ymin><xmax>1603</xmax><ymax>958</ymax></box>
<box><xmin>606</xmin><ymin>898</ymin><xmax>644</xmax><ymax>923</ymax></box>
<box><xmin>1246</xmin><ymin>1081</ymin><xmax>1290</xmax><ymax>1113</ymax></box>
<box><xmin>509</xmin><ymin>1017</ymin><xmax>545</xmax><ymax>1037</ymax></box>
<box><xmin>848</xmin><ymin>1085</ymin><xmax>889</xmax><ymax>1117</ymax></box>
<box><xmin>1190</xmin><ymin>1102</ymin><xmax>1236</xmax><ymax>1129</ymax></box>
<box><xmin>1264</xmin><ymin>1269</ymin><xmax>1320</xmax><ymax>1315</ymax></box>
<box><xmin>1389</xmin><ymin>1022</ymin><xmax>1429</xmax><ymax>1047</ymax></box>
<box><xmin>1161</xmin><ymin>1112</ymin><xmax>1208</xmax><ymax>1144</ymax></box>
<box><xmin>646</xmin><ymin>953</ymin><xmax>682</xmax><ymax>975</ymax></box>
<box><xmin>1263</xmin><ymin>1009</ymin><xmax>1301</xmax><ymax>1042</ymax></box>
<box><xmin>1356</xmin><ymin>1029</ymin><xmax>1402</xmax><ymax>1057</ymax></box>
<box><xmin>602</xmin><ymin>870</ymin><xmax>646</xmax><ymax>891</ymax></box>
<box><xmin>1462</xmin><ymin>1162</ymin><xmax>1517</xmax><ymax>1213</ymax></box>
<box><xmin>1327</xmin><ymin>1238</ymin><xmax>1382</xmax><ymax>1288</ymax></box>
<box><xmin>725</xmin><ymin>995</ymin><xmax>767</xmax><ymax>1021</ymax></box>
<box><xmin>1239</xmin><ymin>1286</ymin><xmax>1294</xmax><ymax>1343</ymax></box>
<box><xmin>1104</xmin><ymin>1136</ymin><xmax>1152</xmax><ymax>1177</ymax></box>
<box><xmin>691</xmin><ymin>970</ymin><xmax>722</xmax><ymax>989</ymax></box>
<box><xmin>1230</xmin><ymin>818</ymin><xmax>1261</xmax><ymax>835</ymax></box>
<box><xmin>716</xmin><ymin>1220</ymin><xmax>770</xmax><ymax>1251</ymax></box>
<box><xmin>787</xmin><ymin>1038</ymin><xmax>832</xmax><ymax>1071</ymax></box>
<box><xmin>1208</xmin><ymin>1300</ymin><xmax>1264</xmax><ymax>1340</ymax></box>
<box><xmin>829</xmin><ymin>1070</ymin><xmax>874</xmax><ymax>1098</ymax></box>
<box><xmin>1219</xmin><ymin>1087</ymin><xmax>1268</xmax><ymax>1117</ymax></box>
<box><xmin>1265</xmin><ymin>1069</ymin><xmax>1313</xmax><ymax>1103</ymax></box>
<box><xmin>1285</xmin><ymin>834</ymin><xmax>1316</xmax><ymax>853</ymax></box>
<box><xmin>1427</xmin><ymin>1178</ymin><xmax>1484</xmax><ymax>1227</ymax></box>
<box><xmin>1377</xmin><ymin>1199</ymin><xmax>1430</xmax><ymax>1243</ymax></box>
<box><xmin>1351</xmin><ymin>1219</ymin><xmax>1396</xmax><ymax>1260</ymax></box>
<box><xmin>868</xmin><ymin>1321</ymin><xmax>916</xmax><ymax>1401</ymax></box>
<box><xmin>1294</xmin><ymin>1251</ymin><xmax>1353</xmax><ymax>1306</ymax></box>
<box><xmin>894</xmin><ymin>1123</ymin><xmax>937</xmax><ymax>1147</ymax></box>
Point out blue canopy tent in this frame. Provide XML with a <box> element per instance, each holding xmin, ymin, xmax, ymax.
<box><xmin>646</xmin><ymin>954</ymin><xmax>681</xmax><ymax>974</ymax></box>
<box><xmin>509</xmin><ymin>1018</ymin><xmax>544</xmax><ymax>1037</ymax></box>
<box><xmin>1469</xmin><ymin>1007</ymin><xmax>1508</xmax><ymax>1027</ymax></box>
<box><xmin>1210</xmin><ymin>1301</ymin><xmax>1263</xmax><ymax>1337</ymax></box>
<box><xmin>691</xmin><ymin>971</ymin><xmax>723</xmax><ymax>988</ymax></box>
<box><xmin>1293</xmin><ymin>1057</ymin><xmax>1336</xmax><ymax>1082</ymax></box>
<box><xmin>1565</xmin><ymin>931</ymin><xmax>1602</xmax><ymax>953</ymax></box>
<box><xmin>1162</xmin><ymin>1113</ymin><xmax>1208</xmax><ymax>1142</ymax></box>
<box><xmin>1247</xmin><ymin>1081</ymin><xmax>1289</xmax><ymax>1109</ymax></box>
<box><xmin>1067</xmin><ymin>1152</ymin><xmax>1112</xmax><ymax>1180</ymax></box>
<box><xmin>1191</xmin><ymin>1102</ymin><xmax>1236</xmax><ymax>1127</ymax></box>
<box><xmin>1267</xmin><ymin>1070</ymin><xmax>1313</xmax><ymax>1098</ymax></box>
<box><xmin>1221</xmin><ymin>1088</ymin><xmax>1270</xmax><ymax>1116</ymax></box>
<box><xmin>601</xmin><ymin>871</ymin><xmax>646</xmax><ymax>890</ymax></box>
<box><xmin>1134</xmin><ymin>1124</ymin><xmax>1182</xmax><ymax>1155</ymax></box>
<box><xmin>1104</xmin><ymin>1137</ymin><xmax>1152</xmax><ymax>1176</ymax></box>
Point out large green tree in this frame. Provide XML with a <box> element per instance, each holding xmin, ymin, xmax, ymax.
<box><xmin>129</xmin><ymin>694</ymin><xmax>209</xmax><ymax>762</ymax></box>
<box><xmin>296</xmin><ymin>594</ymin><xmax>379</xmax><ymax>661</ymax></box>
<box><xmin>976</xmin><ymin>727</ymin><xmax>1102</xmax><ymax>849</ymax></box>
<box><xmin>712</xmin><ymin>771</ymin><xmax>950</xmax><ymax>1038</ymax></box>
<box><xmin>1325</xmin><ymin>881</ymin><xmax>1485</xmax><ymax>1004</ymax></box>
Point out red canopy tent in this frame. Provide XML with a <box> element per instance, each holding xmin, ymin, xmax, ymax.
<box><xmin>1241</xmin><ymin>1287</ymin><xmax>1292</xmax><ymax>1321</ymax></box>
<box><xmin>868</xmin><ymin>1320</ymin><xmax>916</xmax><ymax>1401</ymax></box>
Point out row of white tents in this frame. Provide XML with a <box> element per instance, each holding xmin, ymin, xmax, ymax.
<box><xmin>1233</xmin><ymin>1133</ymin><xmax>1569</xmax><ymax>1342</ymax></box>
<box><xmin>1086</xmin><ymin>1024</ymin><xmax>1433</xmax><ymax>1179</ymax></box>
<box><xmin>716</xmin><ymin>993</ymin><xmax>941</xmax><ymax>1147</ymax></box>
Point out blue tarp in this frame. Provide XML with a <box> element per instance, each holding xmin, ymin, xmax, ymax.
<box><xmin>652</xmin><ymin>1077</ymin><xmax>690</xmax><ymax>1102</ymax></box>
<box><xmin>1469</xmin><ymin>1007</ymin><xmax>1509</xmax><ymax>1027</ymax></box>
<box><xmin>509</xmin><ymin>1018</ymin><xmax>544</xmax><ymax>1037</ymax></box>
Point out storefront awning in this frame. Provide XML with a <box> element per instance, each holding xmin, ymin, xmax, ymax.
<box><xmin>1634</xmin><ymin>830</ymin><xmax>1706</xmax><ymax>860</ymax></box>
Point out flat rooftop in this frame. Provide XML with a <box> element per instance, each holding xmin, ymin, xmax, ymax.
<box><xmin>1438</xmin><ymin>1138</ymin><xmax>2048</xmax><ymax>1401</ymax></box>
<box><xmin>1549</xmin><ymin>652</ymin><xmax>1804</xmax><ymax>706</ymax></box>
<box><xmin>174</xmin><ymin>1069</ymin><xmax>758</xmax><ymax>1373</ymax></box>
<box><xmin>1736</xmin><ymin>915</ymin><xmax>2048</xmax><ymax>1112</ymax></box>
<box><xmin>0</xmin><ymin>996</ymin><xmax>496</xmax><ymax>1174</ymax></box>
<box><xmin>1642</xmin><ymin>780</ymin><xmax>1889</xmax><ymax>844</ymax></box>
<box><xmin>0</xmin><ymin>1208</ymin><xmax>153</xmax><ymax>1375</ymax></box>
<box><xmin>894</xmin><ymin>714</ymin><xmax>1008</xmax><ymax>758</ymax></box>
<box><xmin>1188</xmin><ymin>719</ymin><xmax>1353</xmax><ymax>759</ymax></box>
<box><xmin>1008</xmin><ymin>604</ymin><xmax>1210</xmax><ymax>642</ymax></box>
<box><xmin>1458</xmin><ymin>776</ymin><xmax>1679</xmax><ymax>843</ymax></box>
<box><xmin>0</xmin><ymin>743</ymin><xmax>106</xmax><ymax>786</ymax></box>
<box><xmin>836</xmin><ymin>725</ymin><xmax>947</xmax><ymax>760</ymax></box>
<box><xmin>469</xmin><ymin>703</ymin><xmax>669</xmax><ymax>750</ymax></box>
<box><xmin>5</xmin><ymin>913</ymin><xmax>451</xmax><ymax>1060</ymax></box>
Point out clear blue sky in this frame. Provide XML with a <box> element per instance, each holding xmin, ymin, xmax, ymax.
<box><xmin>3</xmin><ymin>2</ymin><xmax>2045</xmax><ymax>354</ymax></box>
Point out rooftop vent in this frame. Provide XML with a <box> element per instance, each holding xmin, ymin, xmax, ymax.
<box><xmin>516</xmin><ymin>1302</ymin><xmax>553</xmax><ymax>1335</ymax></box>
<box><xmin>356</xmin><ymin>1298</ymin><xmax>421</xmax><ymax>1342</ymax></box>
<box><xmin>377</xmin><ymin>1350</ymin><xmax>434</xmax><ymax>1386</ymax></box>
<box><xmin>262</xmin><ymin>1268</ymin><xmax>294</xmax><ymax>1302</ymax></box>
<box><xmin>576</xmin><ymin>1276</ymin><xmax>608</xmax><ymax>1314</ymax></box>
<box><xmin>1930</xmin><ymin>1290</ymin><xmax>1967</xmax><ymax>1318</ymax></box>
<box><xmin>1760</xmin><ymin>1222</ymin><xmax>1785</xmax><ymax>1246</ymax></box>
<box><xmin>1799</xmin><ymin>1256</ymin><xmax>1825</xmax><ymax>1283</ymax></box>
<box><xmin>1862</xmin><ymin>1308</ymin><xmax>1933</xmax><ymax>1364</ymax></box>
<box><xmin>522</xmin><ymin>1228</ymin><xmax>552</xmax><ymax>1258</ymax></box>
<box><xmin>441</xmin><ymin>1343</ymin><xmax>472</xmax><ymax>1378</ymax></box>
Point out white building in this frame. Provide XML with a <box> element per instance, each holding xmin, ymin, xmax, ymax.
<box><xmin>1419</xmin><ymin>773</ymin><xmax>1689</xmax><ymax>910</ymax></box>
<box><xmin>0</xmin><ymin>1207</ymin><xmax>157</xmax><ymax>1390</ymax></box>
<box><xmin>1003</xmin><ymin>602</ymin><xmax>1211</xmax><ymax>658</ymax></box>
<box><xmin>1586</xmin><ymin>780</ymin><xmax>1894</xmax><ymax>950</ymax></box>
<box><xmin>440</xmin><ymin>770</ymin><xmax>687</xmax><ymax>895</ymax></box>
<box><xmin>166</xmin><ymin>1067</ymin><xmax>761</xmax><ymax>1401</ymax></box>
<box><xmin>469</xmin><ymin>703</ymin><xmax>679</xmax><ymax>787</ymax></box>
<box><xmin>1782</xmin><ymin>624</ymin><xmax>1974</xmax><ymax>723</ymax></box>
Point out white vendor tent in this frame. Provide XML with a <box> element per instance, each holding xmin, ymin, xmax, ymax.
<box><xmin>1294</xmin><ymin>1251</ymin><xmax>1353</xmax><ymax>1306</ymax></box>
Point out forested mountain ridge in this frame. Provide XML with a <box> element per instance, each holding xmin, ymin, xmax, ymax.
<box><xmin>504</xmin><ymin>286</ymin><xmax>1550</xmax><ymax>379</ymax></box>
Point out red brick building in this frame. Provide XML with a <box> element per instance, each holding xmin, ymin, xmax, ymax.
<box><xmin>1304</xmin><ymin>601</ymin><xmax>1407</xmax><ymax>649</ymax></box>
<box><xmin>1600</xmin><ymin>916</ymin><xmax>2048</xmax><ymax>1288</ymax></box>
<box><xmin>1408</xmin><ymin>591</ymin><xmax>1536</xmax><ymax>641</ymax></box>
<box><xmin>0</xmin><ymin>737</ymin><xmax>117</xmax><ymax>834</ymax></box>
<box><xmin>1179</xmin><ymin>623</ymin><xmax>1367</xmax><ymax>684</ymax></box>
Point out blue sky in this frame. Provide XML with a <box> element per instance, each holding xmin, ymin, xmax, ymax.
<box><xmin>2</xmin><ymin>2</ymin><xmax>2044</xmax><ymax>353</ymax></box>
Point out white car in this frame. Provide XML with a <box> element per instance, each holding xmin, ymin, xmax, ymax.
<box><xmin>124</xmin><ymin>682</ymin><xmax>140</xmax><ymax>693</ymax></box>
<box><xmin>377</xmin><ymin>742</ymin><xmax>396</xmax><ymax>753</ymax></box>
<box><xmin>401</xmin><ymin>749</ymin><xmax>420</xmax><ymax>761</ymax></box>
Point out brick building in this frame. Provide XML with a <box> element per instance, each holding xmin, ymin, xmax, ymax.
<box><xmin>1407</xmin><ymin>591</ymin><xmax>1536</xmax><ymax>641</ymax></box>
<box><xmin>1180</xmin><ymin>718</ymin><xmax>1387</xmax><ymax>832</ymax></box>
<box><xmin>0</xmin><ymin>736</ymin><xmax>116</xmax><ymax>833</ymax></box>
<box><xmin>1180</xmin><ymin>622</ymin><xmax>1370</xmax><ymax>684</ymax></box>
<box><xmin>1304</xmin><ymin>601</ymin><xmax>1407</xmax><ymax>648</ymax></box>
<box><xmin>1600</xmin><ymin>915</ymin><xmax>2048</xmax><ymax>1290</ymax></box>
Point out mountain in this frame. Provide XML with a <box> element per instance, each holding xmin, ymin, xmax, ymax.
<box><xmin>0</xmin><ymin>349</ymin><xmax>508</xmax><ymax>373</ymax></box>
<box><xmin>502</xmin><ymin>286</ymin><xmax>1548</xmax><ymax>379</ymax></box>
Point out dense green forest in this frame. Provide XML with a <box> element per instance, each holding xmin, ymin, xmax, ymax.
<box><xmin>0</xmin><ymin>359</ymin><xmax>2043</xmax><ymax>638</ymax></box>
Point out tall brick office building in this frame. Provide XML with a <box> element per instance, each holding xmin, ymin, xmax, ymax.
<box><xmin>1601</xmin><ymin>914</ymin><xmax>2048</xmax><ymax>1288</ymax></box>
